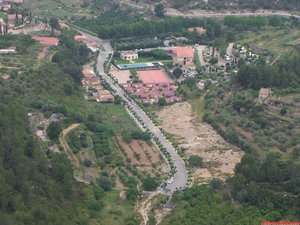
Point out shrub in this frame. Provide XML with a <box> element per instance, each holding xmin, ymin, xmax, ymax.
<box><xmin>47</xmin><ymin>121</ymin><xmax>62</xmax><ymax>141</ymax></box>
<box><xmin>188</xmin><ymin>155</ymin><xmax>204</xmax><ymax>167</ymax></box>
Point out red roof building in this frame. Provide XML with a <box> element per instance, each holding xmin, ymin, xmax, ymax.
<box><xmin>172</xmin><ymin>46</ymin><xmax>195</xmax><ymax>72</ymax></box>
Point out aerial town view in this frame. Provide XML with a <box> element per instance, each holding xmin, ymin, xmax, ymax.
<box><xmin>0</xmin><ymin>0</ymin><xmax>300</xmax><ymax>224</ymax></box>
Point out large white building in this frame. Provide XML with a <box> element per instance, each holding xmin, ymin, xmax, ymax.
<box><xmin>120</xmin><ymin>50</ymin><xmax>138</xmax><ymax>61</ymax></box>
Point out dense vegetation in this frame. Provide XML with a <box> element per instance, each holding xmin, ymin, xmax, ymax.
<box><xmin>0</xmin><ymin>30</ymin><xmax>140</xmax><ymax>224</ymax></box>
<box><xmin>163</xmin><ymin>186</ymin><xmax>265</xmax><ymax>225</ymax></box>
<box><xmin>236</xmin><ymin>53</ymin><xmax>300</xmax><ymax>89</ymax></box>
<box><xmin>74</xmin><ymin>13</ymin><xmax>292</xmax><ymax>59</ymax></box>
<box><xmin>199</xmin><ymin>50</ymin><xmax>300</xmax><ymax>222</ymax></box>
<box><xmin>0</xmin><ymin>103</ymin><xmax>90</xmax><ymax>224</ymax></box>
<box><xmin>0</xmin><ymin>32</ymin><xmax>103</xmax><ymax>224</ymax></box>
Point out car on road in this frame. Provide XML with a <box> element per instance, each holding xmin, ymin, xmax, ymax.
<box><xmin>161</xmin><ymin>183</ymin><xmax>167</xmax><ymax>188</ymax></box>
<box><xmin>167</xmin><ymin>178</ymin><xmax>173</xmax><ymax>184</ymax></box>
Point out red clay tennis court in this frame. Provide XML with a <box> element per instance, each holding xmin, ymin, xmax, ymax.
<box><xmin>32</xmin><ymin>36</ymin><xmax>59</xmax><ymax>46</ymax></box>
<box><xmin>137</xmin><ymin>69</ymin><xmax>172</xmax><ymax>84</ymax></box>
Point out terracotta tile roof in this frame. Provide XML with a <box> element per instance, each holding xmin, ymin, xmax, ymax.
<box><xmin>173</xmin><ymin>46</ymin><xmax>194</xmax><ymax>58</ymax></box>
<box><xmin>82</xmin><ymin>68</ymin><xmax>95</xmax><ymax>77</ymax></box>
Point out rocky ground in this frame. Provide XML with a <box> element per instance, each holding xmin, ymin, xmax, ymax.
<box><xmin>157</xmin><ymin>101</ymin><xmax>244</xmax><ymax>184</ymax></box>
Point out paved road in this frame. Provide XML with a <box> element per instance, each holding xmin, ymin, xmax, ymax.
<box><xmin>165</xmin><ymin>11</ymin><xmax>300</xmax><ymax>19</ymax></box>
<box><xmin>75</xmin><ymin>32</ymin><xmax>188</xmax><ymax>193</ymax></box>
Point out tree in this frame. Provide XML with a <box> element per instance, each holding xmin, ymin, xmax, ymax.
<box><xmin>269</xmin><ymin>16</ymin><xmax>282</xmax><ymax>27</ymax></box>
<box><xmin>97</xmin><ymin>176</ymin><xmax>113</xmax><ymax>191</ymax></box>
<box><xmin>209</xmin><ymin>57</ymin><xmax>218</xmax><ymax>65</ymax></box>
<box><xmin>47</xmin><ymin>121</ymin><xmax>62</xmax><ymax>141</ymax></box>
<box><xmin>114</xmin><ymin>95</ymin><xmax>121</xmax><ymax>104</ymax></box>
<box><xmin>210</xmin><ymin>178</ymin><xmax>223</xmax><ymax>190</ymax></box>
<box><xmin>49</xmin><ymin>17</ymin><xmax>60</xmax><ymax>35</ymax></box>
<box><xmin>173</xmin><ymin>68</ymin><xmax>182</xmax><ymax>79</ymax></box>
<box><xmin>292</xmin><ymin>147</ymin><xmax>300</xmax><ymax>159</ymax></box>
<box><xmin>188</xmin><ymin>155</ymin><xmax>204</xmax><ymax>167</ymax></box>
<box><xmin>143</xmin><ymin>176</ymin><xmax>157</xmax><ymax>191</ymax></box>
<box><xmin>158</xmin><ymin>98</ymin><xmax>167</xmax><ymax>106</ymax></box>
<box><xmin>154</xmin><ymin>3</ymin><xmax>165</xmax><ymax>17</ymax></box>
<box><xmin>280</xmin><ymin>107</ymin><xmax>287</xmax><ymax>115</ymax></box>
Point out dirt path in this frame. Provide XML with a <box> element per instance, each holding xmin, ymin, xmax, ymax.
<box><xmin>226</xmin><ymin>42</ymin><xmax>234</xmax><ymax>56</ymax></box>
<box><xmin>137</xmin><ymin>192</ymin><xmax>158</xmax><ymax>225</ymax></box>
<box><xmin>38</xmin><ymin>47</ymin><xmax>48</xmax><ymax>60</ymax></box>
<box><xmin>270</xmin><ymin>54</ymin><xmax>281</xmax><ymax>65</ymax></box>
<box><xmin>59</xmin><ymin>123</ymin><xmax>81</xmax><ymax>168</ymax></box>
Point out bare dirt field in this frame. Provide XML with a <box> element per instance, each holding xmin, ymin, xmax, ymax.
<box><xmin>157</xmin><ymin>101</ymin><xmax>244</xmax><ymax>184</ymax></box>
<box><xmin>111</xmin><ymin>69</ymin><xmax>131</xmax><ymax>84</ymax></box>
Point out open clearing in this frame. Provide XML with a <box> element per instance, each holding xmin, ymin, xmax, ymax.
<box><xmin>111</xmin><ymin>69</ymin><xmax>131</xmax><ymax>84</ymax></box>
<box><xmin>157</xmin><ymin>101</ymin><xmax>243</xmax><ymax>184</ymax></box>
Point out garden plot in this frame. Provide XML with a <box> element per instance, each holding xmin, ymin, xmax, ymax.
<box><xmin>116</xmin><ymin>137</ymin><xmax>161</xmax><ymax>166</ymax></box>
<box><xmin>115</xmin><ymin>137</ymin><xmax>169</xmax><ymax>176</ymax></box>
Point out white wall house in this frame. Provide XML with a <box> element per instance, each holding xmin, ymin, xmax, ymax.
<box><xmin>120</xmin><ymin>50</ymin><xmax>138</xmax><ymax>61</ymax></box>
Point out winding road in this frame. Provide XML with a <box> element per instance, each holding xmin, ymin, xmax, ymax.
<box><xmin>165</xmin><ymin>11</ymin><xmax>300</xmax><ymax>19</ymax></box>
<box><xmin>70</xmin><ymin>9</ymin><xmax>300</xmax><ymax>193</ymax></box>
<box><xmin>95</xmin><ymin>38</ymin><xmax>188</xmax><ymax>193</ymax></box>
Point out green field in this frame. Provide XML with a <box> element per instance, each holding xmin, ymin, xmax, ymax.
<box><xmin>21</xmin><ymin>0</ymin><xmax>91</xmax><ymax>18</ymax></box>
<box><xmin>238</xmin><ymin>26</ymin><xmax>300</xmax><ymax>58</ymax></box>
<box><xmin>86</xmin><ymin>102</ymin><xmax>139</xmax><ymax>135</ymax></box>
<box><xmin>90</xmin><ymin>190</ymin><xmax>137</xmax><ymax>225</ymax></box>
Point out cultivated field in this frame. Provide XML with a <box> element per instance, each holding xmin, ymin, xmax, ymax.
<box><xmin>115</xmin><ymin>137</ymin><xmax>169</xmax><ymax>176</ymax></box>
<box><xmin>157</xmin><ymin>101</ymin><xmax>243</xmax><ymax>184</ymax></box>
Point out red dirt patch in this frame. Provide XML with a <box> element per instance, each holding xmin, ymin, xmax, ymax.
<box><xmin>137</xmin><ymin>69</ymin><xmax>172</xmax><ymax>84</ymax></box>
<box><xmin>32</xmin><ymin>36</ymin><xmax>59</xmax><ymax>46</ymax></box>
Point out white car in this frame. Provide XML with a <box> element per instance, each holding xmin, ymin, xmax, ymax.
<box><xmin>167</xmin><ymin>178</ymin><xmax>173</xmax><ymax>184</ymax></box>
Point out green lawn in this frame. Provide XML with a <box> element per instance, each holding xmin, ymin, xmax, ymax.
<box><xmin>114</xmin><ymin>57</ymin><xmax>172</xmax><ymax>65</ymax></box>
<box><xmin>114</xmin><ymin>59</ymin><xmax>131</xmax><ymax>65</ymax></box>
<box><xmin>133</xmin><ymin>57</ymin><xmax>154</xmax><ymax>63</ymax></box>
